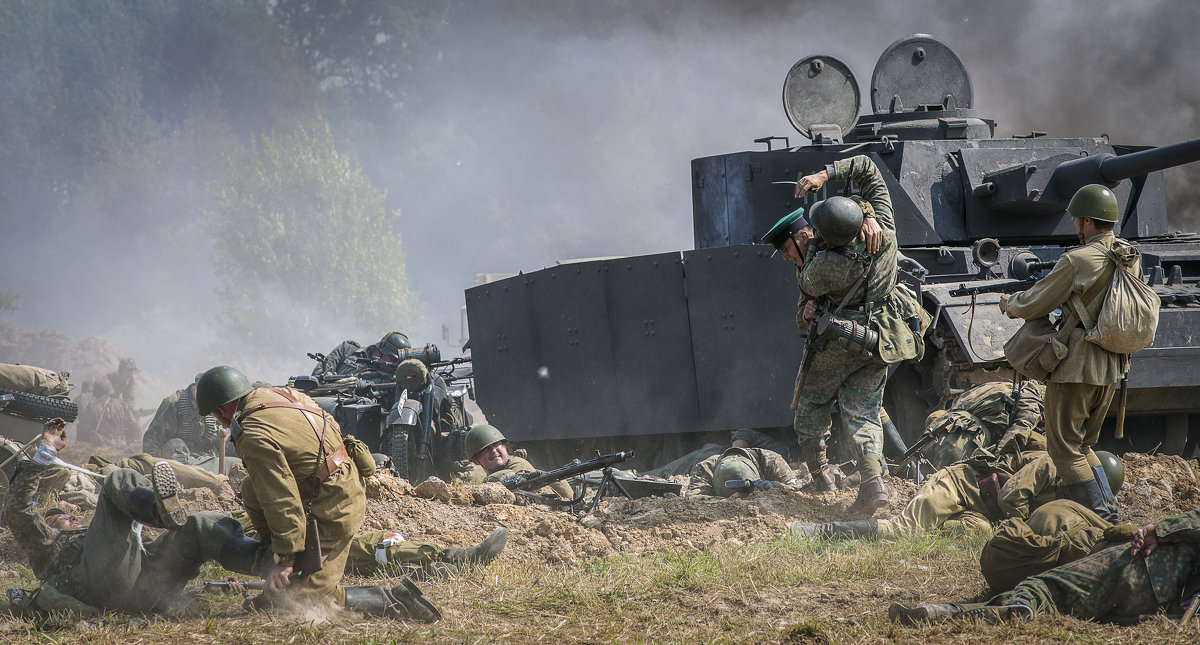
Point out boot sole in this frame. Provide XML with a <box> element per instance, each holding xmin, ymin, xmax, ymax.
<box><xmin>396</xmin><ymin>578</ymin><xmax>442</xmax><ymax>624</ymax></box>
<box><xmin>152</xmin><ymin>461</ymin><xmax>187</xmax><ymax>530</ymax></box>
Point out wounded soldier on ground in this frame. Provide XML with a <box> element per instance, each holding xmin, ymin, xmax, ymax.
<box><xmin>891</xmin><ymin>506</ymin><xmax>1200</xmax><ymax>626</ymax></box>
<box><xmin>790</xmin><ymin>431</ymin><xmax>1123</xmax><ymax>541</ymax></box>
<box><xmin>459</xmin><ymin>424</ymin><xmax>574</xmax><ymax>501</ymax></box>
<box><xmin>921</xmin><ymin>380</ymin><xmax>1046</xmax><ymax>470</ymax></box>
<box><xmin>685</xmin><ymin>447</ymin><xmax>798</xmax><ymax>497</ymax></box>
<box><xmin>4</xmin><ymin>418</ymin><xmax>272</xmax><ymax>617</ymax></box>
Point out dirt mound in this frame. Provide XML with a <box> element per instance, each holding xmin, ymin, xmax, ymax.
<box><xmin>1117</xmin><ymin>452</ymin><xmax>1200</xmax><ymax>526</ymax></box>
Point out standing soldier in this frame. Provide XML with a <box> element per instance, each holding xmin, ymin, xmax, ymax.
<box><xmin>196</xmin><ymin>366</ymin><xmax>439</xmax><ymax>622</ymax></box>
<box><xmin>999</xmin><ymin>185</ymin><xmax>1135</xmax><ymax>521</ymax></box>
<box><xmin>762</xmin><ymin>155</ymin><xmax>926</xmax><ymax>515</ymax></box>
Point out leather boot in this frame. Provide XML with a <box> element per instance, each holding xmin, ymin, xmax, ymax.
<box><xmin>1067</xmin><ymin>477</ymin><xmax>1118</xmax><ymax>522</ymax></box>
<box><xmin>808</xmin><ymin>460</ymin><xmax>840</xmax><ymax>492</ymax></box>
<box><xmin>441</xmin><ymin>527</ymin><xmax>508</xmax><ymax>569</ymax></box>
<box><xmin>344</xmin><ymin>579</ymin><xmax>441</xmax><ymax>624</ymax></box>
<box><xmin>962</xmin><ymin>603</ymin><xmax>1034</xmax><ymax>623</ymax></box>
<box><xmin>849</xmin><ymin>475</ymin><xmax>888</xmax><ymax>516</ymax></box>
<box><xmin>219</xmin><ymin>535</ymin><xmax>276</xmax><ymax>578</ymax></box>
<box><xmin>790</xmin><ymin>518</ymin><xmax>877</xmax><ymax>540</ymax></box>
<box><xmin>151</xmin><ymin>461</ymin><xmax>187</xmax><ymax>529</ymax></box>
<box><xmin>888</xmin><ymin>602</ymin><xmax>964</xmax><ymax>625</ymax></box>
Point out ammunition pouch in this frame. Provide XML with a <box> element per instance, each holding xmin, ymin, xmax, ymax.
<box><xmin>815</xmin><ymin>311</ymin><xmax>879</xmax><ymax>359</ymax></box>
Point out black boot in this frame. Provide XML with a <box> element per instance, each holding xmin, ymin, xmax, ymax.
<box><xmin>790</xmin><ymin>518</ymin><xmax>877</xmax><ymax>540</ymax></box>
<box><xmin>441</xmin><ymin>527</ymin><xmax>508</xmax><ymax>569</ymax></box>
<box><xmin>1067</xmin><ymin>477</ymin><xmax>1118</xmax><ymax>523</ymax></box>
<box><xmin>1092</xmin><ymin>465</ymin><xmax>1121</xmax><ymax>521</ymax></box>
<box><xmin>219</xmin><ymin>535</ymin><xmax>276</xmax><ymax>578</ymax></box>
<box><xmin>344</xmin><ymin>580</ymin><xmax>441</xmax><ymax>624</ymax></box>
<box><xmin>808</xmin><ymin>460</ymin><xmax>840</xmax><ymax>492</ymax></box>
<box><xmin>125</xmin><ymin>464</ymin><xmax>186</xmax><ymax>531</ymax></box>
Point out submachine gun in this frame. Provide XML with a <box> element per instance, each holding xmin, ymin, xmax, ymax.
<box><xmin>499</xmin><ymin>450</ymin><xmax>635</xmax><ymax>515</ymax></box>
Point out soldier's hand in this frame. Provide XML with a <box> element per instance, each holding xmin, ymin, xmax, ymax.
<box><xmin>998</xmin><ymin>293</ymin><xmax>1011</xmax><ymax>314</ymax></box>
<box><xmin>794</xmin><ymin>170</ymin><xmax>828</xmax><ymax>198</ymax></box>
<box><xmin>752</xmin><ymin>479</ymin><xmax>780</xmax><ymax>491</ymax></box>
<box><xmin>222</xmin><ymin>577</ymin><xmax>247</xmax><ymax>594</ymax></box>
<box><xmin>803</xmin><ymin>300</ymin><xmax>819</xmax><ymax>321</ymax></box>
<box><xmin>858</xmin><ymin>215</ymin><xmax>883</xmax><ymax>254</ymax></box>
<box><xmin>262</xmin><ymin>565</ymin><xmax>293</xmax><ymax>598</ymax></box>
<box><xmin>1131</xmin><ymin>524</ymin><xmax>1158</xmax><ymax>557</ymax></box>
<box><xmin>42</xmin><ymin>418</ymin><xmax>68</xmax><ymax>451</ymax></box>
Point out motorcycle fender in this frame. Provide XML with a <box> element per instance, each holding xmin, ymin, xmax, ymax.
<box><xmin>388</xmin><ymin>399</ymin><xmax>422</xmax><ymax>427</ymax></box>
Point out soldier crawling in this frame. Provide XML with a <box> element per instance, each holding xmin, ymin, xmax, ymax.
<box><xmin>685</xmin><ymin>447</ymin><xmax>797</xmax><ymax>497</ymax></box>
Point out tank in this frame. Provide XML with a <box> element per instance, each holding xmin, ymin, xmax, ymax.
<box><xmin>465</xmin><ymin>34</ymin><xmax>1200</xmax><ymax>467</ymax></box>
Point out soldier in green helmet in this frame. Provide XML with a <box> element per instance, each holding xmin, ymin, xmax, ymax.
<box><xmin>196</xmin><ymin>365</ymin><xmax>439</xmax><ymax>623</ymax></box>
<box><xmin>1000</xmin><ymin>184</ymin><xmax>1137</xmax><ymax>522</ymax></box>
<box><xmin>763</xmin><ymin>155</ymin><xmax>928</xmax><ymax>516</ymax></box>
<box><xmin>462</xmin><ymin>424</ymin><xmax>574</xmax><ymax>501</ymax></box>
<box><xmin>312</xmin><ymin>330</ymin><xmax>412</xmax><ymax>382</ymax></box>
<box><xmin>685</xmin><ymin>447</ymin><xmax>797</xmax><ymax>497</ymax></box>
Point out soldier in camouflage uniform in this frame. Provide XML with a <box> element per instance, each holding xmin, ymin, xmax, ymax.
<box><xmin>463</xmin><ymin>424</ymin><xmax>575</xmax><ymax>501</ymax></box>
<box><xmin>685</xmin><ymin>447</ymin><xmax>797</xmax><ymax>497</ymax></box>
<box><xmin>1000</xmin><ymin>185</ymin><xmax>1135</xmax><ymax>522</ymax></box>
<box><xmin>923</xmin><ymin>380</ymin><xmax>1046</xmax><ymax>470</ymax></box>
<box><xmin>312</xmin><ymin>331</ymin><xmax>411</xmax><ymax>384</ymax></box>
<box><xmin>891</xmin><ymin>508</ymin><xmax>1200</xmax><ymax>625</ymax></box>
<box><xmin>3</xmin><ymin>418</ymin><xmax>273</xmax><ymax>616</ymax></box>
<box><xmin>143</xmin><ymin>374</ymin><xmax>236</xmax><ymax>473</ymax></box>
<box><xmin>763</xmin><ymin>154</ymin><xmax>928</xmax><ymax>516</ymax></box>
<box><xmin>197</xmin><ymin>366</ymin><xmax>439</xmax><ymax>622</ymax></box>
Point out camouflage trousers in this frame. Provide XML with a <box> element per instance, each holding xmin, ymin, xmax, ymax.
<box><xmin>875</xmin><ymin>463</ymin><xmax>992</xmax><ymax>538</ymax></box>
<box><xmin>793</xmin><ymin>342</ymin><xmax>886</xmax><ymax>479</ymax></box>
<box><xmin>47</xmin><ymin>469</ymin><xmax>247</xmax><ymax>613</ymax></box>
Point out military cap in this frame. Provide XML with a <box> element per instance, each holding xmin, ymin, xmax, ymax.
<box><xmin>760</xmin><ymin>207</ymin><xmax>809</xmax><ymax>249</ymax></box>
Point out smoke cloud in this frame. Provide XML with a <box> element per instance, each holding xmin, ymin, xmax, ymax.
<box><xmin>0</xmin><ymin>0</ymin><xmax>1196</xmax><ymax>398</ymax></box>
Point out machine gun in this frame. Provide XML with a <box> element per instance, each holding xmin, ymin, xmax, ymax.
<box><xmin>500</xmin><ymin>450</ymin><xmax>635</xmax><ymax>514</ymax></box>
<box><xmin>888</xmin><ymin>428</ymin><xmax>942</xmax><ymax>483</ymax></box>
<box><xmin>947</xmin><ymin>278</ymin><xmax>1040</xmax><ymax>298</ymax></box>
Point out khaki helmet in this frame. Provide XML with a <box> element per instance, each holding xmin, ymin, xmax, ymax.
<box><xmin>1067</xmin><ymin>184</ymin><xmax>1119</xmax><ymax>223</ymax></box>
<box><xmin>195</xmin><ymin>366</ymin><xmax>253</xmax><ymax>416</ymax></box>
<box><xmin>1094</xmin><ymin>450</ymin><xmax>1124</xmax><ymax>492</ymax></box>
<box><xmin>396</xmin><ymin>358</ymin><xmax>429</xmax><ymax>391</ymax></box>
<box><xmin>465</xmin><ymin>424</ymin><xmax>507</xmax><ymax>461</ymax></box>
<box><xmin>378</xmin><ymin>331</ymin><xmax>412</xmax><ymax>357</ymax></box>
<box><xmin>809</xmin><ymin>196</ymin><xmax>863</xmax><ymax>247</ymax></box>
<box><xmin>712</xmin><ymin>449</ymin><xmax>761</xmax><ymax>497</ymax></box>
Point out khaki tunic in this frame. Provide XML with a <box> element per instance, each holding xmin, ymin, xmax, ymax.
<box><xmin>233</xmin><ymin>387</ymin><xmax>365</xmax><ymax>604</ymax></box>
<box><xmin>980</xmin><ymin>499</ymin><xmax>1109</xmax><ymax>591</ymax></box>
<box><xmin>483</xmin><ymin>454</ymin><xmax>574</xmax><ymax>501</ymax></box>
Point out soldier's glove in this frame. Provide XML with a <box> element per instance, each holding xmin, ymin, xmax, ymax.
<box><xmin>751</xmin><ymin>479</ymin><xmax>780</xmax><ymax>491</ymax></box>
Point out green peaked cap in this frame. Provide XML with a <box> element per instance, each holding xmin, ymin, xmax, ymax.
<box><xmin>761</xmin><ymin>207</ymin><xmax>809</xmax><ymax>248</ymax></box>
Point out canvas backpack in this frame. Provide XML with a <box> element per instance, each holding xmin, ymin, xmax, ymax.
<box><xmin>1073</xmin><ymin>240</ymin><xmax>1159</xmax><ymax>355</ymax></box>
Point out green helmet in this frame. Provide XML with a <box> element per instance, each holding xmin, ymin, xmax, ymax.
<box><xmin>712</xmin><ymin>449</ymin><xmax>761</xmax><ymax>497</ymax></box>
<box><xmin>1094</xmin><ymin>450</ymin><xmax>1124</xmax><ymax>493</ymax></box>
<box><xmin>195</xmin><ymin>366</ymin><xmax>253</xmax><ymax>416</ymax></box>
<box><xmin>465</xmin><ymin>424</ymin><xmax>507</xmax><ymax>461</ymax></box>
<box><xmin>809</xmin><ymin>196</ymin><xmax>863</xmax><ymax>247</ymax></box>
<box><xmin>378</xmin><ymin>331</ymin><xmax>411</xmax><ymax>357</ymax></box>
<box><xmin>760</xmin><ymin>207</ymin><xmax>809</xmax><ymax>249</ymax></box>
<box><xmin>1067</xmin><ymin>184</ymin><xmax>1119</xmax><ymax>223</ymax></box>
<box><xmin>396</xmin><ymin>358</ymin><xmax>429</xmax><ymax>391</ymax></box>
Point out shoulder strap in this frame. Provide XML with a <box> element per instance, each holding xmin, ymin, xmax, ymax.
<box><xmin>1067</xmin><ymin>249</ymin><xmax>1119</xmax><ymax>332</ymax></box>
<box><xmin>239</xmin><ymin>388</ymin><xmax>346</xmax><ymax>494</ymax></box>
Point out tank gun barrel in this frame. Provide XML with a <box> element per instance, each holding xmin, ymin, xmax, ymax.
<box><xmin>1050</xmin><ymin>137</ymin><xmax>1200</xmax><ymax>199</ymax></box>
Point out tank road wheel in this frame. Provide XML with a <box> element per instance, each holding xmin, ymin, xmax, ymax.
<box><xmin>0</xmin><ymin>387</ymin><xmax>79</xmax><ymax>423</ymax></box>
<box><xmin>381</xmin><ymin>426</ymin><xmax>411</xmax><ymax>483</ymax></box>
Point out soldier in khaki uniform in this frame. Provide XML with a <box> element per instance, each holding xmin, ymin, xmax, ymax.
<box><xmin>923</xmin><ymin>380</ymin><xmax>1046</xmax><ymax>470</ymax></box>
<box><xmin>464</xmin><ymin>424</ymin><xmax>574</xmax><ymax>501</ymax></box>
<box><xmin>1000</xmin><ymin>185</ymin><xmax>1134</xmax><ymax>521</ymax></box>
<box><xmin>685</xmin><ymin>447</ymin><xmax>797</xmax><ymax>497</ymax></box>
<box><xmin>197</xmin><ymin>366</ymin><xmax>438</xmax><ymax>622</ymax></box>
<box><xmin>763</xmin><ymin>154</ymin><xmax>928</xmax><ymax>515</ymax></box>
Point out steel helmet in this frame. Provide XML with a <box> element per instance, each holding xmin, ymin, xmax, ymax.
<box><xmin>712</xmin><ymin>449</ymin><xmax>761</xmax><ymax>497</ymax></box>
<box><xmin>195</xmin><ymin>366</ymin><xmax>253</xmax><ymax>416</ymax></box>
<box><xmin>1067</xmin><ymin>184</ymin><xmax>1119</xmax><ymax>223</ymax></box>
<box><xmin>465</xmin><ymin>424</ymin><xmax>507</xmax><ymax>461</ymax></box>
<box><xmin>1094</xmin><ymin>450</ymin><xmax>1124</xmax><ymax>493</ymax></box>
<box><xmin>378</xmin><ymin>331</ymin><xmax>412</xmax><ymax>357</ymax></box>
<box><xmin>809</xmin><ymin>196</ymin><xmax>863</xmax><ymax>247</ymax></box>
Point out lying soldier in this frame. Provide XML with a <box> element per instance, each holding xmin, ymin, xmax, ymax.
<box><xmin>685</xmin><ymin>447</ymin><xmax>797</xmax><ymax>497</ymax></box>
<box><xmin>890</xmin><ymin>507</ymin><xmax>1200</xmax><ymax>625</ymax></box>
<box><xmin>460</xmin><ymin>424</ymin><xmax>573</xmax><ymax>501</ymax></box>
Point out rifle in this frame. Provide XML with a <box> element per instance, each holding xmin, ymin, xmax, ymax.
<box><xmin>204</xmin><ymin>580</ymin><xmax>264</xmax><ymax>593</ymax></box>
<box><xmin>947</xmin><ymin>279</ymin><xmax>1038</xmax><ymax>298</ymax></box>
<box><xmin>500</xmin><ymin>450</ymin><xmax>635</xmax><ymax>514</ymax></box>
<box><xmin>791</xmin><ymin>317</ymin><xmax>825</xmax><ymax>411</ymax></box>
<box><xmin>889</xmin><ymin>429</ymin><xmax>940</xmax><ymax>479</ymax></box>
